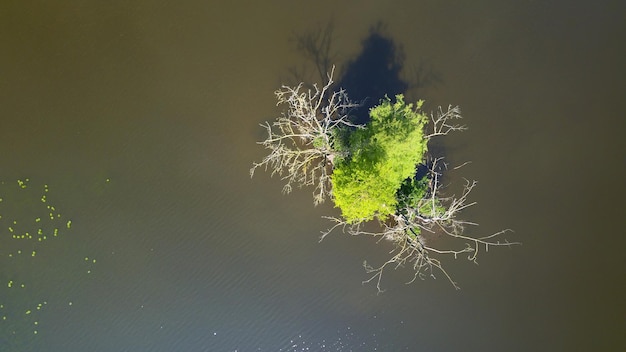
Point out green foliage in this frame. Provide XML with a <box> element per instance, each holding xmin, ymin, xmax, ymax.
<box><xmin>329</xmin><ymin>127</ymin><xmax>350</xmax><ymax>155</ymax></box>
<box><xmin>397</xmin><ymin>175</ymin><xmax>429</xmax><ymax>209</ymax></box>
<box><xmin>398</xmin><ymin>175</ymin><xmax>446</xmax><ymax>218</ymax></box>
<box><xmin>331</xmin><ymin>95</ymin><xmax>429</xmax><ymax>222</ymax></box>
<box><xmin>312</xmin><ymin>135</ymin><xmax>326</xmax><ymax>149</ymax></box>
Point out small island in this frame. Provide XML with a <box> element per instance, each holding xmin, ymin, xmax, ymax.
<box><xmin>251</xmin><ymin>68</ymin><xmax>516</xmax><ymax>291</ymax></box>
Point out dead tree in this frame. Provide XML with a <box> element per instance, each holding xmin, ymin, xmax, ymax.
<box><xmin>251</xmin><ymin>67</ymin><xmax>361</xmax><ymax>205</ymax></box>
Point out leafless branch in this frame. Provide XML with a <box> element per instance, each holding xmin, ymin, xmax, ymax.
<box><xmin>251</xmin><ymin>67</ymin><xmax>362</xmax><ymax>205</ymax></box>
<box><xmin>426</xmin><ymin>105</ymin><xmax>467</xmax><ymax>138</ymax></box>
<box><xmin>321</xmin><ymin>156</ymin><xmax>519</xmax><ymax>293</ymax></box>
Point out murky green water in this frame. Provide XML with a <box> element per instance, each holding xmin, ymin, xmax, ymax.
<box><xmin>1</xmin><ymin>1</ymin><xmax>624</xmax><ymax>351</ymax></box>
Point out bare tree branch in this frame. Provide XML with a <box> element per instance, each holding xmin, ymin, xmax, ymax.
<box><xmin>426</xmin><ymin>105</ymin><xmax>467</xmax><ymax>138</ymax></box>
<box><xmin>251</xmin><ymin>67</ymin><xmax>362</xmax><ymax>205</ymax></box>
<box><xmin>321</xmin><ymin>156</ymin><xmax>519</xmax><ymax>293</ymax></box>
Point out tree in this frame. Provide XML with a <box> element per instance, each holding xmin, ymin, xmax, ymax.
<box><xmin>331</xmin><ymin>95</ymin><xmax>428</xmax><ymax>222</ymax></box>
<box><xmin>250</xmin><ymin>67</ymin><xmax>361</xmax><ymax>206</ymax></box>
<box><xmin>251</xmin><ymin>70</ymin><xmax>517</xmax><ymax>292</ymax></box>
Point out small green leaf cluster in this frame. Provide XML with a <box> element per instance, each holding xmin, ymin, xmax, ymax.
<box><xmin>397</xmin><ymin>175</ymin><xmax>429</xmax><ymax>209</ymax></box>
<box><xmin>331</xmin><ymin>95</ymin><xmax>429</xmax><ymax>222</ymax></box>
<box><xmin>312</xmin><ymin>136</ymin><xmax>326</xmax><ymax>149</ymax></box>
<box><xmin>329</xmin><ymin>127</ymin><xmax>350</xmax><ymax>156</ymax></box>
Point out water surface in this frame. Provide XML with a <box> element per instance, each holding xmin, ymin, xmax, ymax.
<box><xmin>1</xmin><ymin>1</ymin><xmax>624</xmax><ymax>351</ymax></box>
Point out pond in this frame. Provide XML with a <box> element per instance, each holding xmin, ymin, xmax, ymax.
<box><xmin>1</xmin><ymin>1</ymin><xmax>624</xmax><ymax>351</ymax></box>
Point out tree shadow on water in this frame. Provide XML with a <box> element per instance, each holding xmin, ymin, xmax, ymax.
<box><xmin>337</xmin><ymin>24</ymin><xmax>408</xmax><ymax>124</ymax></box>
<box><xmin>286</xmin><ymin>20</ymin><xmax>338</xmax><ymax>87</ymax></box>
<box><xmin>290</xmin><ymin>22</ymin><xmax>442</xmax><ymax>125</ymax></box>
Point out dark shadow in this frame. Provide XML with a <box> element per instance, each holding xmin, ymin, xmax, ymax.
<box><xmin>336</xmin><ymin>23</ymin><xmax>408</xmax><ymax>124</ymax></box>
<box><xmin>286</xmin><ymin>20</ymin><xmax>338</xmax><ymax>87</ymax></box>
<box><xmin>405</xmin><ymin>59</ymin><xmax>443</xmax><ymax>101</ymax></box>
<box><xmin>289</xmin><ymin>22</ymin><xmax>443</xmax><ymax>125</ymax></box>
<box><xmin>285</xmin><ymin>22</ymin><xmax>463</xmax><ymax>206</ymax></box>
